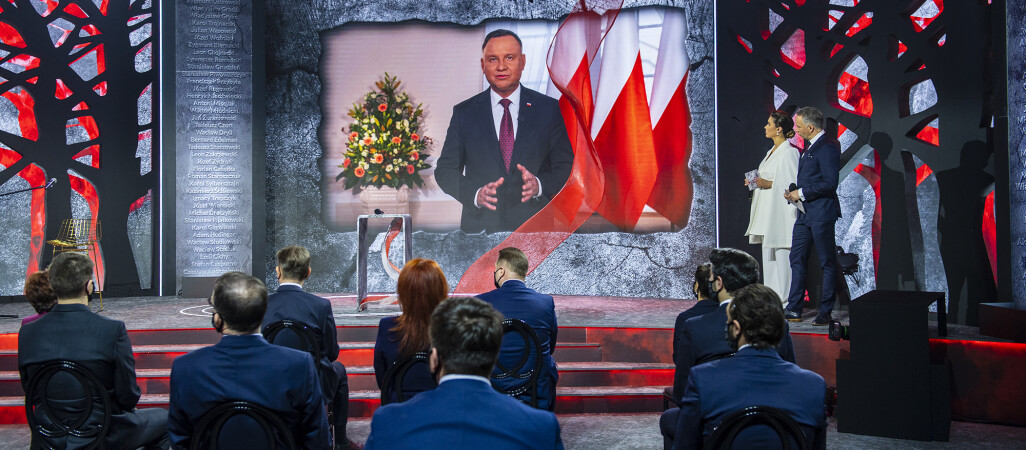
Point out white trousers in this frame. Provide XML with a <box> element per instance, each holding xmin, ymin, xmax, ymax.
<box><xmin>763</xmin><ymin>247</ymin><xmax>791</xmax><ymax>305</ymax></box>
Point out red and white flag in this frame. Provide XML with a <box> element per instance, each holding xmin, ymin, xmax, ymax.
<box><xmin>647</xmin><ymin>8</ymin><xmax>694</xmax><ymax>228</ymax></box>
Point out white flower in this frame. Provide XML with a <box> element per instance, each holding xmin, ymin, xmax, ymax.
<box><xmin>386</xmin><ymin>164</ymin><xmax>394</xmax><ymax>172</ymax></box>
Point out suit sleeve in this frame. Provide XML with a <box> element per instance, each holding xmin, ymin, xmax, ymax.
<box><xmin>778</xmin><ymin>324</ymin><xmax>797</xmax><ymax>363</ymax></box>
<box><xmin>534</xmin><ymin>101</ymin><xmax>573</xmax><ymax>201</ymax></box>
<box><xmin>373</xmin><ymin>321</ymin><xmax>388</xmax><ymax>389</ymax></box>
<box><xmin>549</xmin><ymin>296</ymin><xmax>558</xmax><ymax>355</ymax></box>
<box><xmin>322</xmin><ymin>302</ymin><xmax>340</xmax><ymax>362</ymax></box>
<box><xmin>435</xmin><ymin>106</ymin><xmax>477</xmax><ymax>207</ymax></box>
<box><xmin>800</xmin><ymin>140</ymin><xmax>840</xmax><ymax>201</ymax></box>
<box><xmin>112</xmin><ymin>322</ymin><xmax>142</xmax><ymax>411</ymax></box>
<box><xmin>299</xmin><ymin>355</ymin><xmax>331</xmax><ymax>449</ymax></box>
<box><xmin>167</xmin><ymin>360</ymin><xmax>190</xmax><ymax>449</ymax></box>
<box><xmin>672</xmin><ymin>372</ymin><xmax>704</xmax><ymax>450</ymax></box>
<box><xmin>676</xmin><ymin>321</ymin><xmax>697</xmax><ymax>396</ymax></box>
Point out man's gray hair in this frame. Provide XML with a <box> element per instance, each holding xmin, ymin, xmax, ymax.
<box><xmin>795</xmin><ymin>106</ymin><xmax>824</xmax><ymax>130</ymax></box>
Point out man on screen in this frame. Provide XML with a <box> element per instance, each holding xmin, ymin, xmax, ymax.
<box><xmin>435</xmin><ymin>29</ymin><xmax>574</xmax><ymax>233</ymax></box>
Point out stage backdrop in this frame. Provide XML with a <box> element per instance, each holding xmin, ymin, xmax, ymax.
<box><xmin>265</xmin><ymin>0</ymin><xmax>717</xmax><ymax>297</ymax></box>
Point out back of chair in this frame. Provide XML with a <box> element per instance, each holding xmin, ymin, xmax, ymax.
<box><xmin>53</xmin><ymin>218</ymin><xmax>101</xmax><ymax>244</ymax></box>
<box><xmin>25</xmin><ymin>360</ymin><xmax>112</xmax><ymax>450</ymax></box>
<box><xmin>190</xmin><ymin>401</ymin><xmax>296</xmax><ymax>450</ymax></box>
<box><xmin>490</xmin><ymin>318</ymin><xmax>544</xmax><ymax>408</ymax></box>
<box><xmin>380</xmin><ymin>351</ymin><xmax>433</xmax><ymax>405</ymax></box>
<box><xmin>704</xmin><ymin>405</ymin><xmax>810</xmax><ymax>450</ymax></box>
<box><xmin>263</xmin><ymin>320</ymin><xmax>323</xmax><ymax>362</ymax></box>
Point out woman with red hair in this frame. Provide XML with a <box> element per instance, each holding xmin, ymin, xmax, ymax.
<box><xmin>373</xmin><ymin>259</ymin><xmax>449</xmax><ymax>402</ymax></box>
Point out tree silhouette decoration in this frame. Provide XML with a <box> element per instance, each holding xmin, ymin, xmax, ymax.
<box><xmin>718</xmin><ymin>0</ymin><xmax>998</xmax><ymax>324</ymax></box>
<box><xmin>0</xmin><ymin>0</ymin><xmax>158</xmax><ymax>292</ymax></box>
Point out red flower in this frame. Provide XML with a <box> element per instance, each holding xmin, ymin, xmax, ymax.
<box><xmin>378</xmin><ymin>103</ymin><xmax>388</xmax><ymax>112</ymax></box>
<box><xmin>374</xmin><ymin>154</ymin><xmax>384</xmax><ymax>164</ymax></box>
<box><xmin>410</xmin><ymin>151</ymin><xmax>419</xmax><ymax>161</ymax></box>
<box><xmin>410</xmin><ymin>133</ymin><xmax>420</xmax><ymax>141</ymax></box>
<box><xmin>391</xmin><ymin>136</ymin><xmax>402</xmax><ymax>144</ymax></box>
<box><xmin>354</xmin><ymin>167</ymin><xmax>365</xmax><ymax>177</ymax></box>
<box><xmin>348</xmin><ymin>131</ymin><xmax>358</xmax><ymax>141</ymax></box>
<box><xmin>406</xmin><ymin>165</ymin><xmax>415</xmax><ymax>174</ymax></box>
<box><xmin>363</xmin><ymin>137</ymin><xmax>373</xmax><ymax>146</ymax></box>
<box><xmin>343</xmin><ymin>158</ymin><xmax>351</xmax><ymax>168</ymax></box>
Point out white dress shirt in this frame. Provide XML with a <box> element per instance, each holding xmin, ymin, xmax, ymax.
<box><xmin>474</xmin><ymin>85</ymin><xmax>542</xmax><ymax>207</ymax></box>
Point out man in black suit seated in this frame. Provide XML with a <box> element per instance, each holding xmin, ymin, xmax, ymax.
<box><xmin>671</xmin><ymin>262</ymin><xmax>717</xmax><ymax>403</ymax></box>
<box><xmin>262</xmin><ymin>246</ymin><xmax>358</xmax><ymax>449</ymax></box>
<box><xmin>660</xmin><ymin>248</ymin><xmax>797</xmax><ymax>448</ymax></box>
<box><xmin>18</xmin><ymin>252</ymin><xmax>170</xmax><ymax>449</ymax></box>
<box><xmin>672</xmin><ymin>284</ymin><xmax>827</xmax><ymax>449</ymax></box>
<box><xmin>168</xmin><ymin>272</ymin><xmax>330</xmax><ymax>449</ymax></box>
<box><xmin>435</xmin><ymin>29</ymin><xmax>574</xmax><ymax>232</ymax></box>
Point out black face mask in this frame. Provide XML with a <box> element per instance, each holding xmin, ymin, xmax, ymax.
<box><xmin>707</xmin><ymin>279</ymin><xmax>721</xmax><ymax>301</ymax></box>
<box><xmin>493</xmin><ymin>268</ymin><xmax>503</xmax><ymax>290</ymax></box>
<box><xmin>211</xmin><ymin>312</ymin><xmax>224</xmax><ymax>334</ymax></box>
<box><xmin>725</xmin><ymin>322</ymin><xmax>741</xmax><ymax>351</ymax></box>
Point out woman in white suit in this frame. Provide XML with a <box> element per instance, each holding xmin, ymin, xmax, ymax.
<box><xmin>745</xmin><ymin>110</ymin><xmax>800</xmax><ymax>303</ymax></box>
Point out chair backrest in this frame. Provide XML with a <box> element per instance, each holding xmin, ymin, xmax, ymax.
<box><xmin>380</xmin><ymin>351</ymin><xmax>433</xmax><ymax>405</ymax></box>
<box><xmin>263</xmin><ymin>320</ymin><xmax>323</xmax><ymax>361</ymax></box>
<box><xmin>55</xmin><ymin>219</ymin><xmax>102</xmax><ymax>243</ymax></box>
<box><xmin>490</xmin><ymin>318</ymin><xmax>544</xmax><ymax>408</ymax></box>
<box><xmin>704</xmin><ymin>405</ymin><xmax>810</xmax><ymax>450</ymax></box>
<box><xmin>190</xmin><ymin>401</ymin><xmax>296</xmax><ymax>450</ymax></box>
<box><xmin>24</xmin><ymin>360</ymin><xmax>112</xmax><ymax>450</ymax></box>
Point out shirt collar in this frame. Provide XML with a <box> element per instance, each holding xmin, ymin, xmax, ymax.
<box><xmin>278</xmin><ymin>282</ymin><xmax>303</xmax><ymax>289</ymax></box>
<box><xmin>719</xmin><ymin>298</ymin><xmax>733</xmax><ymax>307</ymax></box>
<box><xmin>738</xmin><ymin>343</ymin><xmax>752</xmax><ymax>351</ymax></box>
<box><xmin>809</xmin><ymin>130</ymin><xmax>825</xmax><ymax>146</ymax></box>
<box><xmin>439</xmin><ymin>374</ymin><xmax>491</xmax><ymax>385</ymax></box>
<box><xmin>490</xmin><ymin>84</ymin><xmax>521</xmax><ymax>107</ymax></box>
<box><xmin>501</xmin><ymin>279</ymin><xmax>526</xmax><ymax>287</ymax></box>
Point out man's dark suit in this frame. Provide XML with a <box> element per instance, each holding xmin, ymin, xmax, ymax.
<box><xmin>477</xmin><ymin>279</ymin><xmax>559</xmax><ymax>410</ymax></box>
<box><xmin>18</xmin><ymin>303</ymin><xmax>169</xmax><ymax>449</ymax></box>
<box><xmin>672</xmin><ymin>347</ymin><xmax>827</xmax><ymax>450</ymax></box>
<box><xmin>786</xmin><ymin>134</ymin><xmax>842</xmax><ymax>320</ymax></box>
<box><xmin>436</xmin><ymin>86</ymin><xmax>574</xmax><ymax>232</ymax></box>
<box><xmin>365</xmin><ymin>378</ymin><xmax>564</xmax><ymax>449</ymax></box>
<box><xmin>661</xmin><ymin>302</ymin><xmax>798</xmax><ymax>446</ymax></box>
<box><xmin>168</xmin><ymin>334</ymin><xmax>330</xmax><ymax>449</ymax></box>
<box><xmin>671</xmin><ymin>299</ymin><xmax>719</xmax><ymax>402</ymax></box>
<box><xmin>262</xmin><ymin>284</ymin><xmax>349</xmax><ymax>444</ymax></box>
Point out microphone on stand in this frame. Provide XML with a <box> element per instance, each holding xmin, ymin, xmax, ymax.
<box><xmin>374</xmin><ymin>209</ymin><xmax>384</xmax><ymax>215</ymax></box>
<box><xmin>45</xmin><ymin>178</ymin><xmax>57</xmax><ymax>189</ymax></box>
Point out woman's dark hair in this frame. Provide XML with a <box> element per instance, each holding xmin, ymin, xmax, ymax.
<box><xmin>24</xmin><ymin>271</ymin><xmax>57</xmax><ymax>314</ymax></box>
<box><xmin>769</xmin><ymin>110</ymin><xmax>796</xmax><ymax>139</ymax></box>
<box><xmin>393</xmin><ymin>259</ymin><xmax>449</xmax><ymax>355</ymax></box>
<box><xmin>694</xmin><ymin>263</ymin><xmax>712</xmax><ymax>299</ymax></box>
<box><xmin>728</xmin><ymin>284</ymin><xmax>786</xmax><ymax>350</ymax></box>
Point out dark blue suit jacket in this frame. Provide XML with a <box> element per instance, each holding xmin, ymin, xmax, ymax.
<box><xmin>477</xmin><ymin>280</ymin><xmax>559</xmax><ymax>410</ymax></box>
<box><xmin>672</xmin><ymin>299</ymin><xmax>720</xmax><ymax>402</ymax></box>
<box><xmin>673</xmin><ymin>347</ymin><xmax>827</xmax><ymax>450</ymax></box>
<box><xmin>435</xmin><ymin>86</ymin><xmax>574</xmax><ymax>232</ymax></box>
<box><xmin>262</xmin><ymin>284</ymin><xmax>340</xmax><ymax>396</ymax></box>
<box><xmin>365</xmin><ymin>378</ymin><xmax>563</xmax><ymax>449</ymax></box>
<box><xmin>373</xmin><ymin>316</ymin><xmax>435</xmax><ymax>401</ymax></box>
<box><xmin>796</xmin><ymin>135</ymin><xmax>841</xmax><ymax>223</ymax></box>
<box><xmin>168</xmin><ymin>335</ymin><xmax>330</xmax><ymax>449</ymax></box>
<box><xmin>676</xmin><ymin>303</ymin><xmax>797</xmax><ymax>392</ymax></box>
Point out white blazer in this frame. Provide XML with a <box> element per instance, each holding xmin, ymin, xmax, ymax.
<box><xmin>745</xmin><ymin>141</ymin><xmax>800</xmax><ymax>249</ymax></box>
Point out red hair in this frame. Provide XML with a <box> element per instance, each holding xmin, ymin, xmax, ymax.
<box><xmin>392</xmin><ymin>259</ymin><xmax>448</xmax><ymax>355</ymax></box>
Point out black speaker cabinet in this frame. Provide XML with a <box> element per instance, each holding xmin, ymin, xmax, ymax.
<box><xmin>836</xmin><ymin>290</ymin><xmax>950</xmax><ymax>441</ymax></box>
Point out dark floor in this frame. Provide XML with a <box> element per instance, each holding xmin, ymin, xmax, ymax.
<box><xmin>1</xmin><ymin>415</ymin><xmax>1024</xmax><ymax>449</ymax></box>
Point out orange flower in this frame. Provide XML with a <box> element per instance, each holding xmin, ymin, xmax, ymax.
<box><xmin>410</xmin><ymin>151</ymin><xmax>419</xmax><ymax>161</ymax></box>
<box><xmin>354</xmin><ymin>167</ymin><xmax>365</xmax><ymax>177</ymax></box>
<box><xmin>374</xmin><ymin>154</ymin><xmax>384</xmax><ymax>164</ymax></box>
<box><xmin>391</xmin><ymin>136</ymin><xmax>402</xmax><ymax>144</ymax></box>
<box><xmin>410</xmin><ymin>133</ymin><xmax>420</xmax><ymax>141</ymax></box>
<box><xmin>348</xmin><ymin>131</ymin><xmax>358</xmax><ymax>141</ymax></box>
<box><xmin>362</xmin><ymin>137</ymin><xmax>373</xmax><ymax>146</ymax></box>
<box><xmin>406</xmin><ymin>165</ymin><xmax>415</xmax><ymax>174</ymax></box>
<box><xmin>378</xmin><ymin>103</ymin><xmax>388</xmax><ymax>112</ymax></box>
<box><xmin>343</xmin><ymin>158</ymin><xmax>351</xmax><ymax>168</ymax></box>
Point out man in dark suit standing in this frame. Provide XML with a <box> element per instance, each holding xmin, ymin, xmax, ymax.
<box><xmin>784</xmin><ymin>106</ymin><xmax>842</xmax><ymax>325</ymax></box>
<box><xmin>435</xmin><ymin>29</ymin><xmax>574</xmax><ymax>232</ymax></box>
<box><xmin>673</xmin><ymin>284</ymin><xmax>827</xmax><ymax>449</ymax></box>
<box><xmin>168</xmin><ymin>272</ymin><xmax>330</xmax><ymax>449</ymax></box>
<box><xmin>262</xmin><ymin>246</ymin><xmax>357</xmax><ymax>449</ymax></box>
<box><xmin>477</xmin><ymin>247</ymin><xmax>559</xmax><ymax>410</ymax></box>
<box><xmin>365</xmin><ymin>297</ymin><xmax>563</xmax><ymax>449</ymax></box>
<box><xmin>19</xmin><ymin>253</ymin><xmax>170</xmax><ymax>449</ymax></box>
<box><xmin>661</xmin><ymin>249</ymin><xmax>797</xmax><ymax>448</ymax></box>
<box><xmin>670</xmin><ymin>263</ymin><xmax>717</xmax><ymax>403</ymax></box>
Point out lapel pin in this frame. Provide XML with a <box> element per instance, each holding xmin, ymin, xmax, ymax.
<box><xmin>526</xmin><ymin>103</ymin><xmax>532</xmax><ymax>107</ymax></box>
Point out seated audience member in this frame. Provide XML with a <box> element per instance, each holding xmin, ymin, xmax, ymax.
<box><xmin>661</xmin><ymin>249</ymin><xmax>797</xmax><ymax>446</ymax></box>
<box><xmin>18</xmin><ymin>253</ymin><xmax>170</xmax><ymax>449</ymax></box>
<box><xmin>477</xmin><ymin>247</ymin><xmax>559</xmax><ymax>410</ymax></box>
<box><xmin>262</xmin><ymin>246</ymin><xmax>358</xmax><ymax>449</ymax></box>
<box><xmin>168</xmin><ymin>272</ymin><xmax>330</xmax><ymax>449</ymax></box>
<box><xmin>671</xmin><ymin>284</ymin><xmax>827</xmax><ymax>449</ymax></box>
<box><xmin>21</xmin><ymin>271</ymin><xmax>57</xmax><ymax>326</ymax></box>
<box><xmin>365</xmin><ymin>297</ymin><xmax>564</xmax><ymax>449</ymax></box>
<box><xmin>671</xmin><ymin>263</ymin><xmax>716</xmax><ymax>402</ymax></box>
<box><xmin>373</xmin><ymin>258</ymin><xmax>447</xmax><ymax>402</ymax></box>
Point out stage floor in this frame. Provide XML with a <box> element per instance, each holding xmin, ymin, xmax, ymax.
<box><xmin>0</xmin><ymin>293</ymin><xmax>995</xmax><ymax>341</ymax></box>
